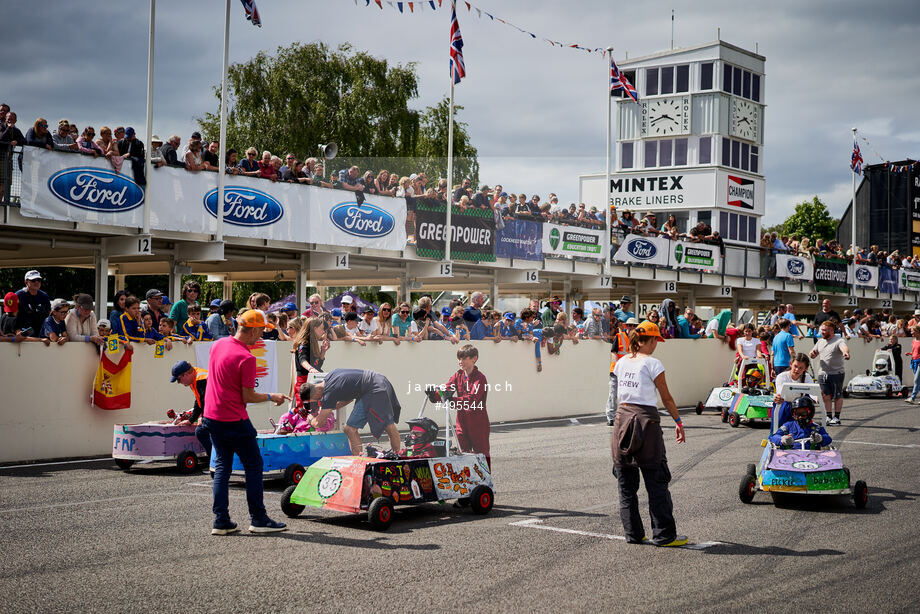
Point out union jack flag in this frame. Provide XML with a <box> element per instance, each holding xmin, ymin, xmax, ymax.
<box><xmin>240</xmin><ymin>0</ymin><xmax>261</xmax><ymax>27</ymax></box>
<box><xmin>449</xmin><ymin>2</ymin><xmax>466</xmax><ymax>84</ymax></box>
<box><xmin>851</xmin><ymin>140</ymin><xmax>863</xmax><ymax>174</ymax></box>
<box><xmin>610</xmin><ymin>58</ymin><xmax>637</xmax><ymax>102</ymax></box>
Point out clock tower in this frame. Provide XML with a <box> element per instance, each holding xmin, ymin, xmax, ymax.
<box><xmin>579</xmin><ymin>40</ymin><xmax>766</xmax><ymax>246</ymax></box>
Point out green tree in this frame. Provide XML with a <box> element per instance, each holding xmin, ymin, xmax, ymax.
<box><xmin>781</xmin><ymin>196</ymin><xmax>838</xmax><ymax>241</ymax></box>
<box><xmin>414</xmin><ymin>98</ymin><xmax>479</xmax><ymax>188</ymax></box>
<box><xmin>198</xmin><ymin>42</ymin><xmax>477</xmax><ymax>183</ymax></box>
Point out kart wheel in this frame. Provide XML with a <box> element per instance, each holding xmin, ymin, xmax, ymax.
<box><xmin>728</xmin><ymin>412</ymin><xmax>741</xmax><ymax>428</ymax></box>
<box><xmin>368</xmin><ymin>497</ymin><xmax>395</xmax><ymax>531</ymax></box>
<box><xmin>720</xmin><ymin>409</ymin><xmax>729</xmax><ymax>423</ymax></box>
<box><xmin>469</xmin><ymin>485</ymin><xmax>494</xmax><ymax>515</ymax></box>
<box><xmin>283</xmin><ymin>463</ymin><xmax>305</xmax><ymax>486</ymax></box>
<box><xmin>745</xmin><ymin>463</ymin><xmax>756</xmax><ymax>476</ymax></box>
<box><xmin>885</xmin><ymin>386</ymin><xmax>893</xmax><ymax>398</ymax></box>
<box><xmin>177</xmin><ymin>450</ymin><xmax>199</xmax><ymax>474</ymax></box>
<box><xmin>695</xmin><ymin>402</ymin><xmax>704</xmax><ymax>415</ymax></box>
<box><xmin>281</xmin><ymin>485</ymin><xmax>305</xmax><ymax>518</ymax></box>
<box><xmin>853</xmin><ymin>480</ymin><xmax>868</xmax><ymax>509</ymax></box>
<box><xmin>739</xmin><ymin>473</ymin><xmax>757</xmax><ymax>504</ymax></box>
<box><xmin>901</xmin><ymin>387</ymin><xmax>910</xmax><ymax>397</ymax></box>
<box><xmin>114</xmin><ymin>458</ymin><xmax>134</xmax><ymax>471</ymax></box>
<box><xmin>455</xmin><ymin>497</ymin><xmax>470</xmax><ymax>508</ymax></box>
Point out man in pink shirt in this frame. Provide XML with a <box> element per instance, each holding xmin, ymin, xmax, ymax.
<box><xmin>203</xmin><ymin>310</ymin><xmax>289</xmax><ymax>535</ymax></box>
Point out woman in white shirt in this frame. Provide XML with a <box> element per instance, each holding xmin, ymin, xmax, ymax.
<box><xmin>736</xmin><ymin>323</ymin><xmax>762</xmax><ymax>359</ymax></box>
<box><xmin>611</xmin><ymin>321</ymin><xmax>687</xmax><ymax>547</ymax></box>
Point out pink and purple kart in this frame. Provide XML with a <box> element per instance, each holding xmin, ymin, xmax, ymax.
<box><xmin>112</xmin><ymin>422</ymin><xmax>207</xmax><ymax>474</ymax></box>
<box><xmin>738</xmin><ymin>383</ymin><xmax>868</xmax><ymax>508</ymax></box>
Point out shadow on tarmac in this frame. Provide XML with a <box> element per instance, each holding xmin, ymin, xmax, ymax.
<box><xmin>703</xmin><ymin>542</ymin><xmax>845</xmax><ymax>557</ymax></box>
<box><xmin>244</xmin><ymin>529</ymin><xmax>442</xmax><ymax>551</ymax></box>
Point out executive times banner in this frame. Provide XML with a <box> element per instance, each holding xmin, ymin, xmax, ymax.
<box><xmin>775</xmin><ymin>254</ymin><xmax>814</xmax><ymax>281</ymax></box>
<box><xmin>414</xmin><ymin>199</ymin><xmax>496</xmax><ymax>262</ymax></box>
<box><xmin>495</xmin><ymin>218</ymin><xmax>542</xmax><ymax>261</ymax></box>
<box><xmin>813</xmin><ymin>256</ymin><xmax>850</xmax><ymax>293</ymax></box>
<box><xmin>542</xmin><ymin>223</ymin><xmax>604</xmax><ymax>260</ymax></box>
<box><xmin>670</xmin><ymin>241</ymin><xmax>721</xmax><ymax>273</ymax></box>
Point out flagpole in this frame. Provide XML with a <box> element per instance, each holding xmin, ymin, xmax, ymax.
<box><xmin>445</xmin><ymin>4</ymin><xmax>456</xmax><ymax>264</ymax></box>
<box><xmin>142</xmin><ymin>0</ymin><xmax>155</xmax><ymax>235</ymax></box>
<box><xmin>851</xmin><ymin>126</ymin><xmax>858</xmax><ymax>298</ymax></box>
<box><xmin>605</xmin><ymin>46</ymin><xmax>613</xmax><ymax>274</ymax></box>
<box><xmin>216</xmin><ymin>0</ymin><xmax>231</xmax><ymax>243</ymax></box>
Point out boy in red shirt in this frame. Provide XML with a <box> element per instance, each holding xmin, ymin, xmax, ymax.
<box><xmin>427</xmin><ymin>344</ymin><xmax>491</xmax><ymax>469</ymax></box>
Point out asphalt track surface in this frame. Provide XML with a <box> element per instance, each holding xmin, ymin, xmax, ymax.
<box><xmin>2</xmin><ymin>396</ymin><xmax>919</xmax><ymax>613</ymax></box>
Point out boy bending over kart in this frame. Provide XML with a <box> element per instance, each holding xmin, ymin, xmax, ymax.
<box><xmin>425</xmin><ymin>344</ymin><xmax>491</xmax><ymax>469</ymax></box>
<box><xmin>769</xmin><ymin>397</ymin><xmax>831</xmax><ymax>450</ymax></box>
<box><xmin>302</xmin><ymin>369</ymin><xmax>402</xmax><ymax>455</ymax></box>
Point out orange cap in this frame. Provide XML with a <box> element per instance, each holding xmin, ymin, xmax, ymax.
<box><xmin>237</xmin><ymin>310</ymin><xmax>274</xmax><ymax>330</ymax></box>
<box><xmin>636</xmin><ymin>321</ymin><xmax>665</xmax><ymax>341</ymax></box>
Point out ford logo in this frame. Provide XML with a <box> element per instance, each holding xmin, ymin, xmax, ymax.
<box><xmin>48</xmin><ymin>167</ymin><xmax>144</xmax><ymax>212</ymax></box>
<box><xmin>627</xmin><ymin>238</ymin><xmax>657</xmax><ymax>260</ymax></box>
<box><xmin>786</xmin><ymin>259</ymin><xmax>805</xmax><ymax>275</ymax></box>
<box><xmin>204</xmin><ymin>187</ymin><xmax>283</xmax><ymax>227</ymax></box>
<box><xmin>329</xmin><ymin>202</ymin><xmax>395</xmax><ymax>238</ymax></box>
<box><xmin>855</xmin><ymin>267</ymin><xmax>872</xmax><ymax>283</ymax></box>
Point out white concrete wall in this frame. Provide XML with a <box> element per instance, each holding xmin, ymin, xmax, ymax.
<box><xmin>0</xmin><ymin>336</ymin><xmax>902</xmax><ymax>463</ymax></box>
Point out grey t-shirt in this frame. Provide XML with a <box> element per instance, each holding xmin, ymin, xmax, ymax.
<box><xmin>814</xmin><ymin>337</ymin><xmax>847</xmax><ymax>374</ymax></box>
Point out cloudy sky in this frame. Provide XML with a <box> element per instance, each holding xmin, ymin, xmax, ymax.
<box><xmin>2</xmin><ymin>0</ymin><xmax>918</xmax><ymax>224</ymax></box>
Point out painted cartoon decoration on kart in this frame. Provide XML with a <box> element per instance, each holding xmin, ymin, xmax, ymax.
<box><xmin>112</xmin><ymin>423</ymin><xmax>207</xmax><ymax>474</ymax></box>
<box><xmin>738</xmin><ymin>383</ymin><xmax>868</xmax><ymax>508</ymax></box>
<box><xmin>844</xmin><ymin>349</ymin><xmax>906</xmax><ymax>398</ymax></box>
<box><xmin>280</xmin><ymin>386</ymin><xmax>494</xmax><ymax>530</ymax></box>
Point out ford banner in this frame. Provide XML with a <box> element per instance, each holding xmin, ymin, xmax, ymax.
<box><xmin>775</xmin><ymin>254</ymin><xmax>814</xmax><ymax>282</ymax></box>
<box><xmin>612</xmin><ymin>234</ymin><xmax>669</xmax><ymax>267</ymax></box>
<box><xmin>851</xmin><ymin>264</ymin><xmax>879</xmax><ymax>289</ymax></box>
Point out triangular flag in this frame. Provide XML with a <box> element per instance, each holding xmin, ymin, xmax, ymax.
<box><xmin>486</xmin><ymin>12</ymin><xmax>493</xmax><ymax>19</ymax></box>
<box><xmin>397</xmin><ymin>2</ymin><xmax>403</xmax><ymax>12</ymax></box>
<box><xmin>409</xmin><ymin>2</ymin><xmax>414</xmax><ymax>12</ymax></box>
<box><xmin>376</xmin><ymin>0</ymin><xmax>383</xmax><ymax>7</ymax></box>
<box><xmin>465</xmin><ymin>1</ymin><xmax>470</xmax><ymax>11</ymax></box>
<box><xmin>476</xmin><ymin>8</ymin><xmax>481</xmax><ymax>18</ymax></box>
<box><xmin>429</xmin><ymin>1</ymin><xmax>436</xmax><ymax>8</ymax></box>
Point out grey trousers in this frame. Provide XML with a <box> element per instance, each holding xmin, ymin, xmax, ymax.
<box><xmin>605</xmin><ymin>374</ymin><xmax>618</xmax><ymax>422</ymax></box>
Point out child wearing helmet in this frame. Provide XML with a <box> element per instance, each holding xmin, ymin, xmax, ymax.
<box><xmin>398</xmin><ymin>417</ymin><xmax>441</xmax><ymax>458</ymax></box>
<box><xmin>769</xmin><ymin>397</ymin><xmax>831</xmax><ymax>449</ymax></box>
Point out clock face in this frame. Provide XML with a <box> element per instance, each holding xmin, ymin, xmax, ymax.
<box><xmin>731</xmin><ymin>98</ymin><xmax>759</xmax><ymax>141</ymax></box>
<box><xmin>642</xmin><ymin>96</ymin><xmax>690</xmax><ymax>136</ymax></box>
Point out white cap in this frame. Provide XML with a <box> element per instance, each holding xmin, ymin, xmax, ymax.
<box><xmin>51</xmin><ymin>298</ymin><xmax>71</xmax><ymax>311</ymax></box>
<box><xmin>24</xmin><ymin>270</ymin><xmax>41</xmax><ymax>281</ymax></box>
<box><xmin>98</xmin><ymin>319</ymin><xmax>112</xmax><ymax>328</ymax></box>
<box><xmin>341</xmin><ymin>295</ymin><xmax>354</xmax><ymax>304</ymax></box>
<box><xmin>409</xmin><ymin>173</ymin><xmax>419</xmax><ymax>181</ymax></box>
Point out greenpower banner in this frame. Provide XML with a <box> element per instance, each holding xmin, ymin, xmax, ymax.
<box><xmin>901</xmin><ymin>269</ymin><xmax>920</xmax><ymax>290</ymax></box>
<box><xmin>541</xmin><ymin>223</ymin><xmax>604</xmax><ymax>259</ymax></box>
<box><xmin>414</xmin><ymin>199</ymin><xmax>496</xmax><ymax>262</ymax></box>
<box><xmin>671</xmin><ymin>241</ymin><xmax>721</xmax><ymax>272</ymax></box>
<box><xmin>814</xmin><ymin>256</ymin><xmax>850</xmax><ymax>293</ymax></box>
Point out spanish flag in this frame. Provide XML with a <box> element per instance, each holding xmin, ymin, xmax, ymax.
<box><xmin>92</xmin><ymin>343</ymin><xmax>133</xmax><ymax>409</ymax></box>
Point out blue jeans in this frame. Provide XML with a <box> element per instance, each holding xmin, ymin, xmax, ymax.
<box><xmin>203</xmin><ymin>417</ymin><xmax>268</xmax><ymax>526</ymax></box>
<box><xmin>911</xmin><ymin>359</ymin><xmax>920</xmax><ymax>400</ymax></box>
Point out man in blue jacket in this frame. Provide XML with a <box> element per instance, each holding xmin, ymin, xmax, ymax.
<box><xmin>769</xmin><ymin>397</ymin><xmax>831</xmax><ymax>449</ymax></box>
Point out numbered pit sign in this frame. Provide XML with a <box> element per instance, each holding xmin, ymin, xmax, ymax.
<box><xmin>525</xmin><ymin>270</ymin><xmax>539</xmax><ymax>283</ymax></box>
<box><xmin>598</xmin><ymin>276</ymin><xmax>613</xmax><ymax>289</ymax></box>
<box><xmin>437</xmin><ymin>261</ymin><xmax>453</xmax><ymax>277</ymax></box>
<box><xmin>136</xmin><ymin>235</ymin><xmax>152</xmax><ymax>255</ymax></box>
<box><xmin>334</xmin><ymin>253</ymin><xmax>349</xmax><ymax>269</ymax></box>
<box><xmin>881</xmin><ymin>299</ymin><xmax>892</xmax><ymax>309</ymax></box>
<box><xmin>805</xmin><ymin>293</ymin><xmax>819</xmax><ymax>304</ymax></box>
<box><xmin>662</xmin><ymin>281</ymin><xmax>676</xmax><ymax>293</ymax></box>
<box><xmin>847</xmin><ymin>296</ymin><xmax>858</xmax><ymax>306</ymax></box>
<box><xmin>719</xmin><ymin>287</ymin><xmax>732</xmax><ymax>297</ymax></box>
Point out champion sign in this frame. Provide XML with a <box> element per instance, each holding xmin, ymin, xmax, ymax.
<box><xmin>329</xmin><ymin>202</ymin><xmax>395</xmax><ymax>238</ymax></box>
<box><xmin>48</xmin><ymin>167</ymin><xmax>145</xmax><ymax>212</ymax></box>
<box><xmin>727</xmin><ymin>175</ymin><xmax>755</xmax><ymax>210</ymax></box>
<box><xmin>204</xmin><ymin>187</ymin><xmax>283</xmax><ymax>227</ymax></box>
<box><xmin>786</xmin><ymin>258</ymin><xmax>806</xmax><ymax>276</ymax></box>
<box><xmin>627</xmin><ymin>238</ymin><xmax>657</xmax><ymax>260</ymax></box>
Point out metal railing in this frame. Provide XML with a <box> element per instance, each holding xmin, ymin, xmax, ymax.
<box><xmin>0</xmin><ymin>143</ymin><xmax>22</xmax><ymax>206</ymax></box>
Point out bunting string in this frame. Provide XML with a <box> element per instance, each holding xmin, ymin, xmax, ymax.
<box><xmin>350</xmin><ymin>0</ymin><xmax>609</xmax><ymax>56</ymax></box>
<box><xmin>858</xmin><ymin>134</ymin><xmax>916</xmax><ymax>173</ymax></box>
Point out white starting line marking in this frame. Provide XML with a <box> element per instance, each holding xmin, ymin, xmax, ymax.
<box><xmin>509</xmin><ymin>517</ymin><xmax>721</xmax><ymax>550</ymax></box>
<box><xmin>841</xmin><ymin>440</ymin><xmax>920</xmax><ymax>449</ymax></box>
<box><xmin>0</xmin><ymin>458</ymin><xmax>112</xmax><ymax>470</ymax></box>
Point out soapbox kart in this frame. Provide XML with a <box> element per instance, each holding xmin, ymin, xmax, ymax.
<box><xmin>697</xmin><ymin>357</ymin><xmax>774</xmax><ymax>426</ymax></box>
<box><xmin>112</xmin><ymin>422</ymin><xmax>207</xmax><ymax>474</ymax></box>
<box><xmin>845</xmin><ymin>349</ymin><xmax>906</xmax><ymax>398</ymax></box>
<box><xmin>279</xmin><ymin>392</ymin><xmax>494</xmax><ymax>531</ymax></box>
<box><xmin>738</xmin><ymin>383</ymin><xmax>867</xmax><ymax>508</ymax></box>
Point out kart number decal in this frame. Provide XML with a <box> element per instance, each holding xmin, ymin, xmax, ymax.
<box><xmin>718</xmin><ymin>389</ymin><xmax>733</xmax><ymax>401</ymax></box>
<box><xmin>791</xmin><ymin>461</ymin><xmax>820</xmax><ymax>470</ymax></box>
<box><xmin>317</xmin><ymin>469</ymin><xmax>343</xmax><ymax>498</ymax></box>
